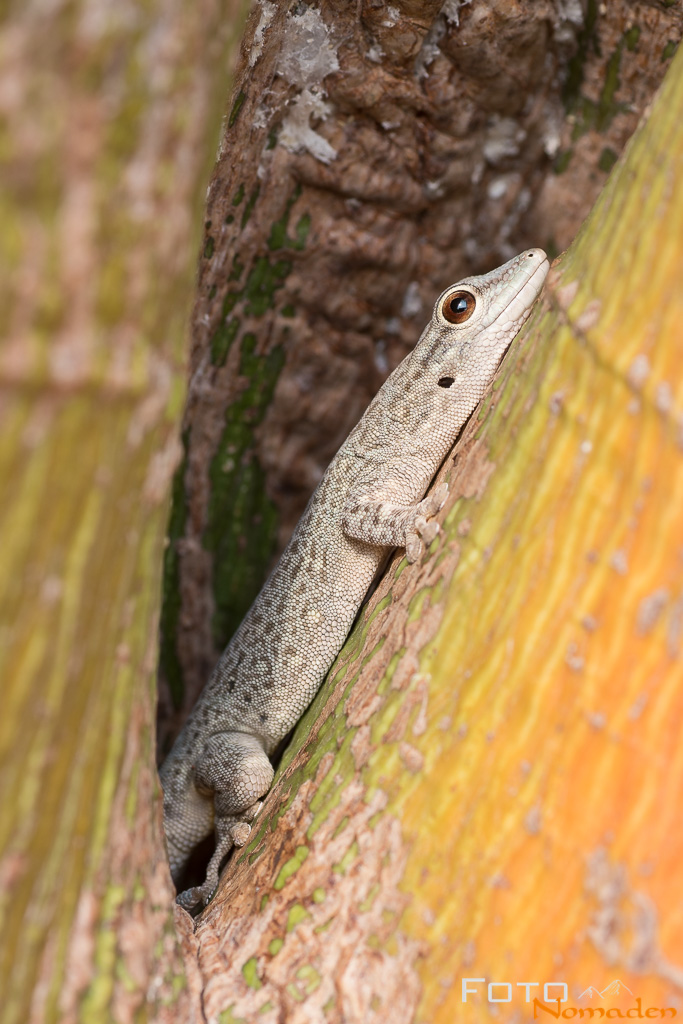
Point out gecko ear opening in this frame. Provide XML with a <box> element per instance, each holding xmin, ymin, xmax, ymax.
<box><xmin>438</xmin><ymin>376</ymin><xmax>455</xmax><ymax>388</ymax></box>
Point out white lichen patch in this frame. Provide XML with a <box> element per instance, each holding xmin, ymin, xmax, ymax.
<box><xmin>374</xmin><ymin>339</ymin><xmax>389</xmax><ymax>374</ymax></box>
<box><xmin>554</xmin><ymin>0</ymin><xmax>584</xmax><ymax>27</ymax></box>
<box><xmin>487</xmin><ymin>176</ymin><xmax>511</xmax><ymax>200</ymax></box>
<box><xmin>249</xmin><ymin>1</ymin><xmax>276</xmax><ymax>67</ymax></box>
<box><xmin>609</xmin><ymin>549</ymin><xmax>628</xmax><ymax>575</ymax></box>
<box><xmin>655</xmin><ymin>380</ymin><xmax>673</xmax><ymax>414</ymax></box>
<box><xmin>442</xmin><ymin>0</ymin><xmax>471</xmax><ymax>23</ymax></box>
<box><xmin>401</xmin><ymin>281</ymin><xmax>422</xmax><ymax>319</ymax></box>
<box><xmin>628</xmin><ymin>693</ymin><xmax>648</xmax><ymax>720</ymax></box>
<box><xmin>552</xmin><ymin>0</ymin><xmax>585</xmax><ymax>45</ymax></box>
<box><xmin>565</xmin><ymin>641</ymin><xmax>585</xmax><ymax>672</ymax></box>
<box><xmin>636</xmin><ymin>588</ymin><xmax>669</xmax><ymax>633</ymax></box>
<box><xmin>543</xmin><ymin>110</ymin><xmax>563</xmax><ymax>158</ymax></box>
<box><xmin>277</xmin><ymin>7</ymin><xmax>340</xmax><ymax>163</ymax></box>
<box><xmin>574</xmin><ymin>298</ymin><xmax>601</xmax><ymax>332</ymax></box>
<box><xmin>279</xmin><ymin>88</ymin><xmax>337</xmax><ymax>163</ymax></box>
<box><xmin>524</xmin><ymin>803</ymin><xmax>542</xmax><ymax>835</ymax></box>
<box><xmin>415</xmin><ymin>0</ymin><xmax>471</xmax><ymax>79</ymax></box>
<box><xmin>279</xmin><ymin>7</ymin><xmax>339</xmax><ymax>86</ymax></box>
<box><xmin>627</xmin><ymin>353</ymin><xmax>650</xmax><ymax>389</ymax></box>
<box><xmin>584</xmin><ymin>847</ymin><xmax>683</xmax><ymax>986</ymax></box>
<box><xmin>483</xmin><ymin>117</ymin><xmax>527</xmax><ymax>166</ymax></box>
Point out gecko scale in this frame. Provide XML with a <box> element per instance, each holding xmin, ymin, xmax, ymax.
<box><xmin>160</xmin><ymin>248</ymin><xmax>549</xmax><ymax>908</ymax></box>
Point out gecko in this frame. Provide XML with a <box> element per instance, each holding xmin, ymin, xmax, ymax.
<box><xmin>160</xmin><ymin>248</ymin><xmax>549</xmax><ymax>909</ymax></box>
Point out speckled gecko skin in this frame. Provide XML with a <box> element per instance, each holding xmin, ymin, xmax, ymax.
<box><xmin>160</xmin><ymin>248</ymin><xmax>549</xmax><ymax>908</ymax></box>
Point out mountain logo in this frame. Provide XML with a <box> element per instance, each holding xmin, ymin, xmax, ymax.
<box><xmin>577</xmin><ymin>987</ymin><xmax>603</xmax><ymax>1000</ymax></box>
<box><xmin>577</xmin><ymin>980</ymin><xmax>634</xmax><ymax>1000</ymax></box>
<box><xmin>601</xmin><ymin>980</ymin><xmax>634</xmax><ymax>998</ymax></box>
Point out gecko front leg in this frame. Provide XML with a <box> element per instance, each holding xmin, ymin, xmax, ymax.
<box><xmin>342</xmin><ymin>458</ymin><xmax>449</xmax><ymax>562</ymax></box>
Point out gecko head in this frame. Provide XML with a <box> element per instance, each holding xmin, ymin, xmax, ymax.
<box><xmin>415</xmin><ymin>248</ymin><xmax>549</xmax><ymax>396</ymax></box>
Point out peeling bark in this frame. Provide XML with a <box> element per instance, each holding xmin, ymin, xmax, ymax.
<box><xmin>3</xmin><ymin>0</ymin><xmax>681</xmax><ymax>1019</ymax></box>
<box><xmin>159</xmin><ymin>0</ymin><xmax>683</xmax><ymax>749</ymax></box>
<box><xmin>177</xmin><ymin>41</ymin><xmax>683</xmax><ymax>1024</ymax></box>
<box><xmin>0</xmin><ymin>1</ymin><xmax>248</xmax><ymax>1020</ymax></box>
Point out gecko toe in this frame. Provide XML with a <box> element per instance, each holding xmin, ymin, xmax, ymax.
<box><xmin>405</xmin><ymin>533</ymin><xmax>422</xmax><ymax>563</ymax></box>
<box><xmin>433</xmin><ymin>482</ymin><xmax>449</xmax><ymax>510</ymax></box>
<box><xmin>419</xmin><ymin>519</ymin><xmax>439</xmax><ymax>545</ymax></box>
<box><xmin>230</xmin><ymin>821</ymin><xmax>252</xmax><ymax>847</ymax></box>
<box><xmin>176</xmin><ymin>881</ymin><xmax>216</xmax><ymax>912</ymax></box>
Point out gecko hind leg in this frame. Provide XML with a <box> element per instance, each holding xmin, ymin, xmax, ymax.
<box><xmin>176</xmin><ymin>731</ymin><xmax>273</xmax><ymax>909</ymax></box>
<box><xmin>175</xmin><ymin>801</ymin><xmax>263</xmax><ymax>910</ymax></box>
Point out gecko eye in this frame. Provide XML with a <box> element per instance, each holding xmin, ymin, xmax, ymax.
<box><xmin>442</xmin><ymin>290</ymin><xmax>476</xmax><ymax>324</ymax></box>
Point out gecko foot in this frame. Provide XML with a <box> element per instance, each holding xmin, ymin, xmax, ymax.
<box><xmin>176</xmin><ymin>879</ymin><xmax>216</xmax><ymax>912</ymax></box>
<box><xmin>423</xmin><ymin>482</ymin><xmax>449</xmax><ymax>516</ymax></box>
<box><xmin>175</xmin><ymin>802</ymin><xmax>264</xmax><ymax>911</ymax></box>
<box><xmin>405</xmin><ymin>482</ymin><xmax>449</xmax><ymax>562</ymax></box>
<box><xmin>175</xmin><ymin>831</ymin><xmax>233</xmax><ymax>910</ymax></box>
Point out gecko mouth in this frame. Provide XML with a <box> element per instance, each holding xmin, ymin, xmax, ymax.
<box><xmin>499</xmin><ymin>252</ymin><xmax>550</xmax><ymax>325</ymax></box>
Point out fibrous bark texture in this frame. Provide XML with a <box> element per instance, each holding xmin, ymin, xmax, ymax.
<box><xmin>0</xmin><ymin>1</ymin><xmax>247</xmax><ymax>1020</ymax></box>
<box><xmin>179</xmin><ymin>44</ymin><xmax>683</xmax><ymax>1024</ymax></box>
<box><xmin>158</xmin><ymin>0</ymin><xmax>683</xmax><ymax>752</ymax></box>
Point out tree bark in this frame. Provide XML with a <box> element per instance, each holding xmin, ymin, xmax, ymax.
<box><xmin>180</xmin><ymin>40</ymin><xmax>683</xmax><ymax>1024</ymax></box>
<box><xmin>0</xmin><ymin>1</ymin><xmax>248</xmax><ymax>1021</ymax></box>
<box><xmin>3</xmin><ymin>0</ymin><xmax>682</xmax><ymax>1021</ymax></box>
<box><xmin>158</xmin><ymin>0</ymin><xmax>683</xmax><ymax>755</ymax></box>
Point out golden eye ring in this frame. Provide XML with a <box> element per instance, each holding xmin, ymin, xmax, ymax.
<box><xmin>442</xmin><ymin>290</ymin><xmax>476</xmax><ymax>324</ymax></box>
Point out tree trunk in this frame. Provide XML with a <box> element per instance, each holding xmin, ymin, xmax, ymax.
<box><xmin>158</xmin><ymin>0</ymin><xmax>683</xmax><ymax>753</ymax></box>
<box><xmin>0</xmin><ymin>1</ymin><xmax>248</xmax><ymax>1020</ymax></box>
<box><xmin>4</xmin><ymin>0</ymin><xmax>683</xmax><ymax>1021</ymax></box>
<box><xmin>182</xmin><ymin>44</ymin><xmax>683</xmax><ymax>1023</ymax></box>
